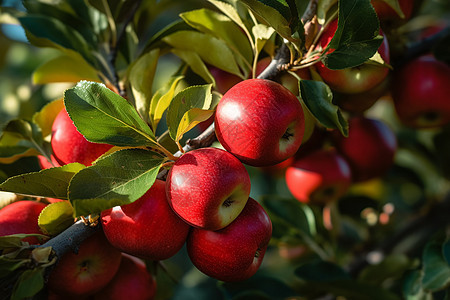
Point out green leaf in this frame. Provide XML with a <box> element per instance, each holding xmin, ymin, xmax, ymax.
<box><xmin>295</xmin><ymin>260</ymin><xmax>351</xmax><ymax>282</ymax></box>
<box><xmin>149</xmin><ymin>75</ymin><xmax>185</xmax><ymax>131</ymax></box>
<box><xmin>377</xmin><ymin>0</ymin><xmax>407</xmax><ymax>18</ymax></box>
<box><xmin>129</xmin><ymin>49</ymin><xmax>160</xmax><ymax>124</ymax></box>
<box><xmin>261</xmin><ymin>196</ymin><xmax>316</xmax><ymax>237</ymax></box>
<box><xmin>443</xmin><ymin>238</ymin><xmax>450</xmax><ymax>265</ymax></box>
<box><xmin>207</xmin><ymin>0</ymin><xmax>251</xmax><ymax>38</ymax></box>
<box><xmin>252</xmin><ymin>24</ymin><xmax>276</xmax><ymax>55</ymax></box>
<box><xmin>299</xmin><ymin>80</ymin><xmax>348</xmax><ymax>136</ymax></box>
<box><xmin>11</xmin><ymin>268</ymin><xmax>45</xmax><ymax>300</ymax></box>
<box><xmin>180</xmin><ymin>8</ymin><xmax>253</xmax><ymax>68</ymax></box>
<box><xmin>19</xmin><ymin>15</ymin><xmax>96</xmax><ymax>67</ymax></box>
<box><xmin>32</xmin><ymin>98</ymin><xmax>64</xmax><ymax>138</ymax></box>
<box><xmin>324</xmin><ymin>0</ymin><xmax>383</xmax><ymax>69</ymax></box>
<box><xmin>171</xmin><ymin>49</ymin><xmax>215</xmax><ymax>85</ymax></box>
<box><xmin>316</xmin><ymin>0</ymin><xmax>338</xmax><ymax>25</ymax></box>
<box><xmin>69</xmin><ymin>149</ymin><xmax>165</xmax><ymax>217</ymax></box>
<box><xmin>0</xmin><ymin>257</ymin><xmax>28</xmax><ymax>278</ymax></box>
<box><xmin>166</xmin><ymin>84</ymin><xmax>215</xmax><ymax>142</ymax></box>
<box><xmin>163</xmin><ymin>30</ymin><xmax>243</xmax><ymax>77</ymax></box>
<box><xmin>38</xmin><ymin>201</ymin><xmax>74</xmax><ymax>236</ymax></box>
<box><xmin>0</xmin><ymin>6</ymin><xmax>23</xmax><ymax>25</ymax></box>
<box><xmin>0</xmin><ymin>163</ymin><xmax>85</xmax><ymax>199</ymax></box>
<box><xmin>64</xmin><ymin>81</ymin><xmax>158</xmax><ymax>148</ymax></box>
<box><xmin>0</xmin><ymin>234</ymin><xmax>46</xmax><ymax>249</ymax></box>
<box><xmin>142</xmin><ymin>19</ymin><xmax>193</xmax><ymax>52</ymax></box>
<box><xmin>32</xmin><ymin>52</ymin><xmax>100</xmax><ymax>84</ymax></box>
<box><xmin>359</xmin><ymin>254</ymin><xmax>413</xmax><ymax>285</ymax></box>
<box><xmin>421</xmin><ymin>238</ymin><xmax>450</xmax><ymax>292</ymax></box>
<box><xmin>0</xmin><ymin>146</ymin><xmax>40</xmax><ymax>164</ymax></box>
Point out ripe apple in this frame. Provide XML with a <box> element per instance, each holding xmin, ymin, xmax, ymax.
<box><xmin>0</xmin><ymin>200</ymin><xmax>47</xmax><ymax>244</ymax></box>
<box><xmin>209</xmin><ymin>66</ymin><xmax>242</xmax><ymax>95</ymax></box>
<box><xmin>101</xmin><ymin>179</ymin><xmax>190</xmax><ymax>260</ymax></box>
<box><xmin>331</xmin><ymin>116</ymin><xmax>397</xmax><ymax>182</ymax></box>
<box><xmin>215</xmin><ymin>79</ymin><xmax>305</xmax><ymax>166</ymax></box>
<box><xmin>285</xmin><ymin>148</ymin><xmax>352</xmax><ymax>204</ymax></box>
<box><xmin>37</xmin><ymin>154</ymin><xmax>61</xmax><ymax>169</ymax></box>
<box><xmin>51</xmin><ymin>108</ymin><xmax>113</xmax><ymax>166</ymax></box>
<box><xmin>391</xmin><ymin>55</ymin><xmax>450</xmax><ymax>128</ymax></box>
<box><xmin>93</xmin><ymin>254</ymin><xmax>156</xmax><ymax>300</ymax></box>
<box><xmin>314</xmin><ymin>18</ymin><xmax>390</xmax><ymax>94</ymax></box>
<box><xmin>371</xmin><ymin>0</ymin><xmax>413</xmax><ymax>22</ymax></box>
<box><xmin>166</xmin><ymin>147</ymin><xmax>251</xmax><ymax>231</ymax></box>
<box><xmin>187</xmin><ymin>198</ymin><xmax>272</xmax><ymax>282</ymax></box>
<box><xmin>47</xmin><ymin>230</ymin><xmax>122</xmax><ymax>298</ymax></box>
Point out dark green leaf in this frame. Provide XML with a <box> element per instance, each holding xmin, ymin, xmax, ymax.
<box><xmin>64</xmin><ymin>81</ymin><xmax>158</xmax><ymax>148</ymax></box>
<box><xmin>38</xmin><ymin>201</ymin><xmax>74</xmax><ymax>236</ymax></box>
<box><xmin>443</xmin><ymin>238</ymin><xmax>450</xmax><ymax>265</ymax></box>
<box><xmin>0</xmin><ymin>163</ymin><xmax>85</xmax><ymax>199</ymax></box>
<box><xmin>299</xmin><ymin>80</ymin><xmax>348</xmax><ymax>136</ymax></box>
<box><xmin>295</xmin><ymin>260</ymin><xmax>351</xmax><ymax>282</ymax></box>
<box><xmin>422</xmin><ymin>238</ymin><xmax>450</xmax><ymax>292</ymax></box>
<box><xmin>0</xmin><ymin>146</ymin><xmax>39</xmax><ymax>164</ymax></box>
<box><xmin>0</xmin><ymin>257</ymin><xmax>28</xmax><ymax>278</ymax></box>
<box><xmin>69</xmin><ymin>149</ymin><xmax>165</xmax><ymax>216</ymax></box>
<box><xmin>0</xmin><ymin>234</ymin><xmax>47</xmax><ymax>249</ymax></box>
<box><xmin>324</xmin><ymin>0</ymin><xmax>382</xmax><ymax>69</ymax></box>
<box><xmin>358</xmin><ymin>254</ymin><xmax>413</xmax><ymax>285</ymax></box>
<box><xmin>167</xmin><ymin>84</ymin><xmax>215</xmax><ymax>142</ymax></box>
<box><xmin>2</xmin><ymin>119</ymin><xmax>44</xmax><ymax>151</ymax></box>
<box><xmin>403</xmin><ymin>270</ymin><xmax>430</xmax><ymax>300</ymax></box>
<box><xmin>11</xmin><ymin>268</ymin><xmax>45</xmax><ymax>300</ymax></box>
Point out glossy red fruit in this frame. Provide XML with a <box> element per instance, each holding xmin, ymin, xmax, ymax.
<box><xmin>371</xmin><ymin>0</ymin><xmax>413</xmax><ymax>22</ymax></box>
<box><xmin>315</xmin><ymin>19</ymin><xmax>390</xmax><ymax>94</ymax></box>
<box><xmin>47</xmin><ymin>231</ymin><xmax>122</xmax><ymax>298</ymax></box>
<box><xmin>166</xmin><ymin>147</ymin><xmax>251</xmax><ymax>231</ymax></box>
<box><xmin>37</xmin><ymin>155</ymin><xmax>61</xmax><ymax>169</ymax></box>
<box><xmin>392</xmin><ymin>55</ymin><xmax>450</xmax><ymax>128</ymax></box>
<box><xmin>51</xmin><ymin>108</ymin><xmax>113</xmax><ymax>166</ymax></box>
<box><xmin>93</xmin><ymin>255</ymin><xmax>157</xmax><ymax>300</ymax></box>
<box><xmin>209</xmin><ymin>66</ymin><xmax>242</xmax><ymax>95</ymax></box>
<box><xmin>286</xmin><ymin>148</ymin><xmax>352</xmax><ymax>204</ymax></box>
<box><xmin>101</xmin><ymin>180</ymin><xmax>190</xmax><ymax>260</ymax></box>
<box><xmin>187</xmin><ymin>198</ymin><xmax>272</xmax><ymax>282</ymax></box>
<box><xmin>332</xmin><ymin>116</ymin><xmax>397</xmax><ymax>182</ymax></box>
<box><xmin>215</xmin><ymin>79</ymin><xmax>305</xmax><ymax>166</ymax></box>
<box><xmin>0</xmin><ymin>201</ymin><xmax>47</xmax><ymax>244</ymax></box>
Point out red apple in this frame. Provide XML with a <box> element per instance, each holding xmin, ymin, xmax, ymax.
<box><xmin>93</xmin><ymin>254</ymin><xmax>156</xmax><ymax>300</ymax></box>
<box><xmin>101</xmin><ymin>180</ymin><xmax>190</xmax><ymax>260</ymax></box>
<box><xmin>166</xmin><ymin>147</ymin><xmax>251</xmax><ymax>231</ymax></box>
<box><xmin>285</xmin><ymin>148</ymin><xmax>352</xmax><ymax>204</ymax></box>
<box><xmin>209</xmin><ymin>66</ymin><xmax>242</xmax><ymax>95</ymax></box>
<box><xmin>215</xmin><ymin>79</ymin><xmax>305</xmax><ymax>166</ymax></box>
<box><xmin>392</xmin><ymin>55</ymin><xmax>450</xmax><ymax>128</ymax></box>
<box><xmin>331</xmin><ymin>116</ymin><xmax>397</xmax><ymax>182</ymax></box>
<box><xmin>314</xmin><ymin>19</ymin><xmax>390</xmax><ymax>94</ymax></box>
<box><xmin>0</xmin><ymin>200</ymin><xmax>47</xmax><ymax>244</ymax></box>
<box><xmin>187</xmin><ymin>198</ymin><xmax>272</xmax><ymax>282</ymax></box>
<box><xmin>37</xmin><ymin>155</ymin><xmax>61</xmax><ymax>169</ymax></box>
<box><xmin>51</xmin><ymin>108</ymin><xmax>113</xmax><ymax>166</ymax></box>
<box><xmin>47</xmin><ymin>230</ymin><xmax>122</xmax><ymax>298</ymax></box>
<box><xmin>371</xmin><ymin>0</ymin><xmax>413</xmax><ymax>22</ymax></box>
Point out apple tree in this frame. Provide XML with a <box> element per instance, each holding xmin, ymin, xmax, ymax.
<box><xmin>0</xmin><ymin>0</ymin><xmax>449</xmax><ymax>299</ymax></box>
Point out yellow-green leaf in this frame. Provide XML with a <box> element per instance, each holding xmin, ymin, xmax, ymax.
<box><xmin>38</xmin><ymin>201</ymin><xmax>74</xmax><ymax>236</ymax></box>
<box><xmin>32</xmin><ymin>98</ymin><xmax>64</xmax><ymax>137</ymax></box>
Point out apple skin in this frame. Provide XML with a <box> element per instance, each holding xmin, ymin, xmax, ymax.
<box><xmin>101</xmin><ymin>180</ymin><xmax>190</xmax><ymax>260</ymax></box>
<box><xmin>371</xmin><ymin>0</ymin><xmax>413</xmax><ymax>22</ymax></box>
<box><xmin>47</xmin><ymin>230</ymin><xmax>122</xmax><ymax>298</ymax></box>
<box><xmin>166</xmin><ymin>147</ymin><xmax>251</xmax><ymax>231</ymax></box>
<box><xmin>331</xmin><ymin>116</ymin><xmax>397</xmax><ymax>182</ymax></box>
<box><xmin>93</xmin><ymin>254</ymin><xmax>156</xmax><ymax>300</ymax></box>
<box><xmin>51</xmin><ymin>108</ymin><xmax>113</xmax><ymax>166</ymax></box>
<box><xmin>209</xmin><ymin>66</ymin><xmax>242</xmax><ymax>95</ymax></box>
<box><xmin>0</xmin><ymin>200</ymin><xmax>47</xmax><ymax>244</ymax></box>
<box><xmin>187</xmin><ymin>198</ymin><xmax>272</xmax><ymax>282</ymax></box>
<box><xmin>391</xmin><ymin>55</ymin><xmax>450</xmax><ymax>128</ymax></box>
<box><xmin>285</xmin><ymin>148</ymin><xmax>352</xmax><ymax>204</ymax></box>
<box><xmin>215</xmin><ymin>78</ymin><xmax>305</xmax><ymax>167</ymax></box>
<box><xmin>314</xmin><ymin>19</ymin><xmax>390</xmax><ymax>94</ymax></box>
<box><xmin>37</xmin><ymin>154</ymin><xmax>61</xmax><ymax>169</ymax></box>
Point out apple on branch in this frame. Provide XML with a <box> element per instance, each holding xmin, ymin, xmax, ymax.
<box><xmin>187</xmin><ymin>198</ymin><xmax>272</xmax><ymax>282</ymax></box>
<box><xmin>101</xmin><ymin>179</ymin><xmax>190</xmax><ymax>261</ymax></box>
<box><xmin>214</xmin><ymin>78</ymin><xmax>305</xmax><ymax>167</ymax></box>
<box><xmin>166</xmin><ymin>147</ymin><xmax>251</xmax><ymax>231</ymax></box>
<box><xmin>314</xmin><ymin>18</ymin><xmax>391</xmax><ymax>95</ymax></box>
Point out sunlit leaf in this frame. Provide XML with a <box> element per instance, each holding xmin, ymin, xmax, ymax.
<box><xmin>32</xmin><ymin>99</ymin><xmax>64</xmax><ymax>137</ymax></box>
<box><xmin>171</xmin><ymin>49</ymin><xmax>215</xmax><ymax>85</ymax></box>
<box><xmin>38</xmin><ymin>201</ymin><xmax>74</xmax><ymax>236</ymax></box>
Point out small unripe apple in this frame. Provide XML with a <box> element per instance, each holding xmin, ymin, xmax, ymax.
<box><xmin>51</xmin><ymin>108</ymin><xmax>113</xmax><ymax>166</ymax></box>
<box><xmin>187</xmin><ymin>198</ymin><xmax>272</xmax><ymax>282</ymax></box>
<box><xmin>0</xmin><ymin>200</ymin><xmax>47</xmax><ymax>244</ymax></box>
<box><xmin>47</xmin><ymin>230</ymin><xmax>122</xmax><ymax>297</ymax></box>
<box><xmin>285</xmin><ymin>148</ymin><xmax>352</xmax><ymax>204</ymax></box>
<box><xmin>93</xmin><ymin>254</ymin><xmax>156</xmax><ymax>300</ymax></box>
<box><xmin>166</xmin><ymin>147</ymin><xmax>251</xmax><ymax>231</ymax></box>
<box><xmin>392</xmin><ymin>55</ymin><xmax>450</xmax><ymax>128</ymax></box>
<box><xmin>314</xmin><ymin>19</ymin><xmax>390</xmax><ymax>94</ymax></box>
<box><xmin>215</xmin><ymin>79</ymin><xmax>305</xmax><ymax>166</ymax></box>
<box><xmin>332</xmin><ymin>116</ymin><xmax>397</xmax><ymax>182</ymax></box>
<box><xmin>101</xmin><ymin>180</ymin><xmax>190</xmax><ymax>260</ymax></box>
